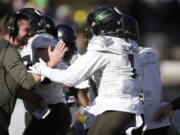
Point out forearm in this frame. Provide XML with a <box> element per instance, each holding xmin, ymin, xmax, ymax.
<box><xmin>17</xmin><ymin>89</ymin><xmax>42</xmax><ymax>103</ymax></box>
<box><xmin>4</xmin><ymin>47</ymin><xmax>38</xmax><ymax>89</ymax></box>
<box><xmin>78</xmin><ymin>89</ymin><xmax>90</xmax><ymax>107</ymax></box>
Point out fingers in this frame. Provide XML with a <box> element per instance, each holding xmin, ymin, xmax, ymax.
<box><xmin>62</xmin><ymin>47</ymin><xmax>68</xmax><ymax>54</ymax></box>
<box><xmin>54</xmin><ymin>40</ymin><xmax>66</xmax><ymax>52</ymax></box>
<box><xmin>39</xmin><ymin>58</ymin><xmax>43</xmax><ymax>63</ymax></box>
<box><xmin>28</xmin><ymin>66</ymin><xmax>33</xmax><ymax>70</ymax></box>
<box><xmin>27</xmin><ymin>70</ymin><xmax>33</xmax><ymax>73</ymax></box>
<box><xmin>48</xmin><ymin>46</ymin><xmax>52</xmax><ymax>54</ymax></box>
<box><xmin>39</xmin><ymin>58</ymin><xmax>46</xmax><ymax>64</ymax></box>
<box><xmin>47</xmin><ymin>40</ymin><xmax>68</xmax><ymax>67</ymax></box>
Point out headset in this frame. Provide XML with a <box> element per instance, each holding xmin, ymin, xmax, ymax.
<box><xmin>8</xmin><ymin>8</ymin><xmax>46</xmax><ymax>40</ymax></box>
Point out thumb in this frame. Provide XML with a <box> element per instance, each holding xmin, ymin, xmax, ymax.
<box><xmin>39</xmin><ymin>58</ymin><xmax>46</xmax><ymax>64</ymax></box>
<box><xmin>28</xmin><ymin>66</ymin><xmax>33</xmax><ymax>70</ymax></box>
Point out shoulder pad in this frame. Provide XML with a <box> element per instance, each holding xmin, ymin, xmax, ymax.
<box><xmin>89</xmin><ymin>36</ymin><xmax>113</xmax><ymax>47</ymax></box>
<box><xmin>139</xmin><ymin>47</ymin><xmax>159</xmax><ymax>66</ymax></box>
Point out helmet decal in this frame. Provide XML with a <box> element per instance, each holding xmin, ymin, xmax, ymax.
<box><xmin>86</xmin><ymin>5</ymin><xmax>124</xmax><ymax>39</ymax></box>
<box><xmin>114</xmin><ymin>7</ymin><xmax>122</xmax><ymax>14</ymax></box>
<box><xmin>35</xmin><ymin>9</ymin><xmax>43</xmax><ymax>16</ymax></box>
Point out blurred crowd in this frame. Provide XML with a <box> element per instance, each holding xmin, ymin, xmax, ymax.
<box><xmin>0</xmin><ymin>1</ymin><xmax>180</xmax><ymax>135</ymax></box>
<box><xmin>1</xmin><ymin>0</ymin><xmax>180</xmax><ymax>59</ymax></box>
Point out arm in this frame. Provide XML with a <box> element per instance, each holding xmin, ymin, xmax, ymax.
<box><xmin>3</xmin><ymin>45</ymin><xmax>40</xmax><ymax>90</ymax></box>
<box><xmin>77</xmin><ymin>88</ymin><xmax>90</xmax><ymax>107</ymax></box>
<box><xmin>27</xmin><ymin>41</ymin><xmax>67</xmax><ymax>83</ymax></box>
<box><xmin>17</xmin><ymin>89</ymin><xmax>47</xmax><ymax>109</ymax></box>
<box><xmin>41</xmin><ymin>52</ymin><xmax>109</xmax><ymax>86</ymax></box>
<box><xmin>28</xmin><ymin>41</ymin><xmax>109</xmax><ymax>87</ymax></box>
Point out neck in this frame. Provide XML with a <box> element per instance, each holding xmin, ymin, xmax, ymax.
<box><xmin>3</xmin><ymin>35</ymin><xmax>21</xmax><ymax>49</ymax></box>
<box><xmin>3</xmin><ymin>34</ymin><xmax>14</xmax><ymax>45</ymax></box>
<box><xmin>3</xmin><ymin>34</ymin><xmax>10</xmax><ymax>41</ymax></box>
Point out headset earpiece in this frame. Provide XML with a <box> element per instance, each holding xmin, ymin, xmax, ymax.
<box><xmin>8</xmin><ymin>11</ymin><xmax>19</xmax><ymax>39</ymax></box>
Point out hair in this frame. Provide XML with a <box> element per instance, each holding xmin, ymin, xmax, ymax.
<box><xmin>1</xmin><ymin>13</ymin><xmax>13</xmax><ymax>35</ymax></box>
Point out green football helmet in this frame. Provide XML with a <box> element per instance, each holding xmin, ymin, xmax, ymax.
<box><xmin>86</xmin><ymin>5</ymin><xmax>123</xmax><ymax>39</ymax></box>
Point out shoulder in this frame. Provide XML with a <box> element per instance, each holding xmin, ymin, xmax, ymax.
<box><xmin>0</xmin><ymin>38</ymin><xmax>19</xmax><ymax>57</ymax></box>
<box><xmin>2</xmin><ymin>43</ymin><xmax>21</xmax><ymax>66</ymax></box>
<box><xmin>88</xmin><ymin>36</ymin><xmax>114</xmax><ymax>50</ymax></box>
<box><xmin>0</xmin><ymin>38</ymin><xmax>12</xmax><ymax>50</ymax></box>
<box><xmin>139</xmin><ymin>47</ymin><xmax>159</xmax><ymax>66</ymax></box>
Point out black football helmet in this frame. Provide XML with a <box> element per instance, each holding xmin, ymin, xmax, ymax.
<box><xmin>56</xmin><ymin>24</ymin><xmax>77</xmax><ymax>60</ymax></box>
<box><xmin>8</xmin><ymin>8</ymin><xmax>46</xmax><ymax>40</ymax></box>
<box><xmin>123</xmin><ymin>14</ymin><xmax>139</xmax><ymax>41</ymax></box>
<box><xmin>86</xmin><ymin>5</ymin><xmax>123</xmax><ymax>40</ymax></box>
<box><xmin>44</xmin><ymin>15</ymin><xmax>58</xmax><ymax>37</ymax></box>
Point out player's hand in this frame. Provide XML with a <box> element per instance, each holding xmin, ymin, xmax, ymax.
<box><xmin>48</xmin><ymin>40</ymin><xmax>68</xmax><ymax>67</ymax></box>
<box><xmin>28</xmin><ymin>58</ymin><xmax>47</xmax><ymax>75</ymax></box>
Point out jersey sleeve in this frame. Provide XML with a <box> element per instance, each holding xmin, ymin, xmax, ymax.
<box><xmin>41</xmin><ymin>52</ymin><xmax>109</xmax><ymax>86</ymax></box>
<box><xmin>3</xmin><ymin>46</ymin><xmax>36</xmax><ymax>90</ymax></box>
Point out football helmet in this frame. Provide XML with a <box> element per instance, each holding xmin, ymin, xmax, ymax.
<box><xmin>56</xmin><ymin>24</ymin><xmax>77</xmax><ymax>60</ymax></box>
<box><xmin>8</xmin><ymin>8</ymin><xmax>46</xmax><ymax>40</ymax></box>
<box><xmin>44</xmin><ymin>15</ymin><xmax>57</xmax><ymax>37</ymax></box>
<box><xmin>123</xmin><ymin>14</ymin><xmax>139</xmax><ymax>41</ymax></box>
<box><xmin>86</xmin><ymin>5</ymin><xmax>123</xmax><ymax>39</ymax></box>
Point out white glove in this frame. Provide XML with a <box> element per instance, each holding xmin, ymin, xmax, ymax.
<box><xmin>28</xmin><ymin>58</ymin><xmax>47</xmax><ymax>75</ymax></box>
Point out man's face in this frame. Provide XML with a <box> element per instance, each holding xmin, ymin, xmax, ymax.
<box><xmin>13</xmin><ymin>19</ymin><xmax>32</xmax><ymax>47</ymax></box>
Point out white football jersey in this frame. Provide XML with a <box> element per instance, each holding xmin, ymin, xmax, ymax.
<box><xmin>41</xmin><ymin>36</ymin><xmax>143</xmax><ymax>115</ymax></box>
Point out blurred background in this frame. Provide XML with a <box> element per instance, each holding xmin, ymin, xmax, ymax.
<box><xmin>0</xmin><ymin>0</ymin><xmax>180</xmax><ymax>134</ymax></box>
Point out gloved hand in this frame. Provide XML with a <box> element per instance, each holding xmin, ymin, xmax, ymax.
<box><xmin>28</xmin><ymin>58</ymin><xmax>47</xmax><ymax>75</ymax></box>
<box><xmin>83</xmin><ymin>106</ymin><xmax>95</xmax><ymax>129</ymax></box>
